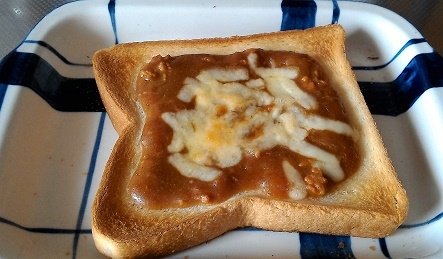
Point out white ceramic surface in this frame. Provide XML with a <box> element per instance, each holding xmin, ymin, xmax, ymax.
<box><xmin>0</xmin><ymin>1</ymin><xmax>442</xmax><ymax>258</ymax></box>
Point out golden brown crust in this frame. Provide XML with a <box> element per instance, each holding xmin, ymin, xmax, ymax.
<box><xmin>92</xmin><ymin>24</ymin><xmax>408</xmax><ymax>258</ymax></box>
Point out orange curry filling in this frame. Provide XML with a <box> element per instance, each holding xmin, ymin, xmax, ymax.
<box><xmin>131</xmin><ymin>49</ymin><xmax>360</xmax><ymax>209</ymax></box>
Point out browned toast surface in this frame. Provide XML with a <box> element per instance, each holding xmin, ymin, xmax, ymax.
<box><xmin>92</xmin><ymin>24</ymin><xmax>408</xmax><ymax>258</ymax></box>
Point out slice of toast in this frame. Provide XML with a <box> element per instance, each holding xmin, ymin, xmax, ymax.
<box><xmin>92</xmin><ymin>24</ymin><xmax>408</xmax><ymax>258</ymax></box>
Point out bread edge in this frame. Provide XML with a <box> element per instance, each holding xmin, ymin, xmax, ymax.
<box><xmin>92</xmin><ymin>24</ymin><xmax>409</xmax><ymax>258</ymax></box>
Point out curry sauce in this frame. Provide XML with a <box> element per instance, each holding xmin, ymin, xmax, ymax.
<box><xmin>131</xmin><ymin>49</ymin><xmax>360</xmax><ymax>209</ymax></box>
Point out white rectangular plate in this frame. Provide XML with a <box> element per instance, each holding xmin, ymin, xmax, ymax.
<box><xmin>0</xmin><ymin>0</ymin><xmax>442</xmax><ymax>258</ymax></box>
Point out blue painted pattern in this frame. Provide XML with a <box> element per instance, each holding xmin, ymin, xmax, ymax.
<box><xmin>0</xmin><ymin>83</ymin><xmax>6</xmax><ymax>111</ymax></box>
<box><xmin>0</xmin><ymin>51</ymin><xmax>103</xmax><ymax>111</ymax></box>
<box><xmin>108</xmin><ymin>0</ymin><xmax>118</xmax><ymax>45</ymax></box>
<box><xmin>299</xmin><ymin>233</ymin><xmax>356</xmax><ymax>258</ymax></box>
<box><xmin>281</xmin><ymin>0</ymin><xmax>317</xmax><ymax>30</ymax></box>
<box><xmin>401</xmin><ymin>211</ymin><xmax>443</xmax><ymax>228</ymax></box>
<box><xmin>23</xmin><ymin>40</ymin><xmax>92</xmax><ymax>67</ymax></box>
<box><xmin>359</xmin><ymin>51</ymin><xmax>443</xmax><ymax>115</ymax></box>
<box><xmin>331</xmin><ymin>0</ymin><xmax>340</xmax><ymax>24</ymax></box>
<box><xmin>0</xmin><ymin>216</ymin><xmax>91</xmax><ymax>234</ymax></box>
<box><xmin>352</xmin><ymin>38</ymin><xmax>427</xmax><ymax>71</ymax></box>
<box><xmin>379</xmin><ymin>238</ymin><xmax>392</xmax><ymax>258</ymax></box>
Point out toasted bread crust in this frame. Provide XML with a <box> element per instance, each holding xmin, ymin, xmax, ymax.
<box><xmin>92</xmin><ymin>25</ymin><xmax>408</xmax><ymax>258</ymax></box>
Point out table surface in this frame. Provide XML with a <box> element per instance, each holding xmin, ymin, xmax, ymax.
<box><xmin>1</xmin><ymin>0</ymin><xmax>442</xmax><ymax>59</ymax></box>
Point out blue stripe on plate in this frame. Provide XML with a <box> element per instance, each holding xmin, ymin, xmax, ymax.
<box><xmin>72</xmin><ymin>112</ymin><xmax>106</xmax><ymax>259</ymax></box>
<box><xmin>108</xmin><ymin>0</ymin><xmax>118</xmax><ymax>44</ymax></box>
<box><xmin>299</xmin><ymin>233</ymin><xmax>355</xmax><ymax>259</ymax></box>
<box><xmin>0</xmin><ymin>51</ymin><xmax>104</xmax><ymax>112</ymax></box>
<box><xmin>281</xmin><ymin>0</ymin><xmax>317</xmax><ymax>30</ymax></box>
<box><xmin>331</xmin><ymin>0</ymin><xmax>340</xmax><ymax>24</ymax></box>
<box><xmin>0</xmin><ymin>83</ymin><xmax>7</xmax><ymax>111</ymax></box>
<box><xmin>400</xmin><ymin>211</ymin><xmax>443</xmax><ymax>228</ymax></box>
<box><xmin>352</xmin><ymin>38</ymin><xmax>427</xmax><ymax>71</ymax></box>
<box><xmin>379</xmin><ymin>238</ymin><xmax>392</xmax><ymax>258</ymax></box>
<box><xmin>359</xmin><ymin>51</ymin><xmax>443</xmax><ymax>115</ymax></box>
<box><xmin>0</xmin><ymin>216</ymin><xmax>91</xmax><ymax>234</ymax></box>
<box><xmin>22</xmin><ymin>40</ymin><xmax>92</xmax><ymax>67</ymax></box>
<box><xmin>281</xmin><ymin>0</ymin><xmax>340</xmax><ymax>30</ymax></box>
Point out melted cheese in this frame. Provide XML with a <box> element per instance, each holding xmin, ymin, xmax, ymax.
<box><xmin>168</xmin><ymin>153</ymin><xmax>221</xmax><ymax>182</ymax></box>
<box><xmin>161</xmin><ymin>52</ymin><xmax>354</xmax><ymax>186</ymax></box>
<box><xmin>282</xmin><ymin>161</ymin><xmax>308</xmax><ymax>200</ymax></box>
